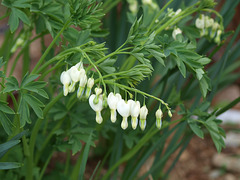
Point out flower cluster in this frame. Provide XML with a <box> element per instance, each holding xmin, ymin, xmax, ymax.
<box><xmin>60</xmin><ymin>63</ymin><xmax>171</xmax><ymax>131</ymax></box>
<box><xmin>195</xmin><ymin>14</ymin><xmax>222</xmax><ymax>44</ymax></box>
<box><xmin>60</xmin><ymin>62</ymin><xmax>94</xmax><ymax>98</ymax></box>
<box><xmin>88</xmin><ymin>88</ymin><xmax>170</xmax><ymax>131</ymax></box>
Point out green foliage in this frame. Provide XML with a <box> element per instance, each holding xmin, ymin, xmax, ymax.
<box><xmin>0</xmin><ymin>0</ymin><xmax>239</xmax><ymax>179</ymax></box>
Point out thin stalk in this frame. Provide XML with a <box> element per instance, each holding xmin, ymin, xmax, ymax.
<box><xmin>38</xmin><ymin>151</ymin><xmax>54</xmax><ymax>180</ymax></box>
<box><xmin>105</xmin><ymin>80</ymin><xmax>170</xmax><ymax>111</ymax></box>
<box><xmin>148</xmin><ymin>0</ymin><xmax>174</xmax><ymax>32</ymax></box>
<box><xmin>102</xmin><ymin>118</ymin><xmax>185</xmax><ymax>180</ymax></box>
<box><xmin>31</xmin><ymin>19</ymin><xmax>71</xmax><ymax>74</ymax></box>
<box><xmin>28</xmin><ymin>93</ymin><xmax>63</xmax><ymax>178</ymax></box>
<box><xmin>215</xmin><ymin>97</ymin><xmax>240</xmax><ymax>116</ymax></box>
<box><xmin>64</xmin><ymin>150</ymin><xmax>71</xmax><ymax>175</ymax></box>
<box><xmin>81</xmin><ymin>50</ymin><xmax>107</xmax><ymax>93</ymax></box>
<box><xmin>35</xmin><ymin>118</ymin><xmax>64</xmax><ymax>164</ymax></box>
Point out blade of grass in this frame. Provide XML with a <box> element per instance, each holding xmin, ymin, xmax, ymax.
<box><xmin>78</xmin><ymin>131</ymin><xmax>93</xmax><ymax>180</ymax></box>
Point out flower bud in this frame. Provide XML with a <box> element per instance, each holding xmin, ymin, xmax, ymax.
<box><xmin>60</xmin><ymin>71</ymin><xmax>71</xmax><ymax>96</ymax></box>
<box><xmin>214</xmin><ymin>29</ymin><xmax>222</xmax><ymax>45</ymax></box>
<box><xmin>155</xmin><ymin>109</ymin><xmax>163</xmax><ymax>129</ymax></box>
<box><xmin>77</xmin><ymin>74</ymin><xmax>87</xmax><ymax>98</ymax></box>
<box><xmin>95</xmin><ymin>87</ymin><xmax>102</xmax><ymax>96</ymax></box>
<box><xmin>168</xmin><ymin>109</ymin><xmax>172</xmax><ymax>118</ymax></box>
<box><xmin>139</xmin><ymin>105</ymin><xmax>148</xmax><ymax>131</ymax></box>
<box><xmin>85</xmin><ymin>78</ymin><xmax>94</xmax><ymax>98</ymax></box>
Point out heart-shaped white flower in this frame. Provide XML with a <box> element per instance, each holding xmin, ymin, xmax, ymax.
<box><xmin>129</xmin><ymin>100</ymin><xmax>140</xmax><ymax>129</ymax></box>
<box><xmin>60</xmin><ymin>71</ymin><xmax>71</xmax><ymax>96</ymax></box>
<box><xmin>117</xmin><ymin>99</ymin><xmax>130</xmax><ymax>129</ymax></box>
<box><xmin>107</xmin><ymin>92</ymin><xmax>122</xmax><ymax>123</ymax></box>
<box><xmin>77</xmin><ymin>74</ymin><xmax>87</xmax><ymax>98</ymax></box>
<box><xmin>89</xmin><ymin>94</ymin><xmax>103</xmax><ymax>124</ymax></box>
<box><xmin>85</xmin><ymin>78</ymin><xmax>94</xmax><ymax>98</ymax></box>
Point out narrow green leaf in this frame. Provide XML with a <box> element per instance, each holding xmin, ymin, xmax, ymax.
<box><xmin>188</xmin><ymin>121</ymin><xmax>204</xmax><ymax>139</ymax></box>
<box><xmin>0</xmin><ymin>102</ymin><xmax>15</xmax><ymax>114</ymax></box>
<box><xmin>3</xmin><ymin>76</ymin><xmax>20</xmax><ymax>93</ymax></box>
<box><xmin>23</xmin><ymin>94</ymin><xmax>44</xmax><ymax>119</ymax></box>
<box><xmin>148</xmin><ymin>49</ymin><xmax>165</xmax><ymax>66</ymax></box>
<box><xmin>78</xmin><ymin>131</ymin><xmax>93</xmax><ymax>180</ymax></box>
<box><xmin>18</xmin><ymin>96</ymin><xmax>30</xmax><ymax>127</ymax></box>
<box><xmin>0</xmin><ymin>162</ymin><xmax>22</xmax><ymax>170</ymax></box>
<box><xmin>21</xmin><ymin>74</ymin><xmax>39</xmax><ymax>88</ymax></box>
<box><xmin>9</xmin><ymin>9</ymin><xmax>19</xmax><ymax>33</ymax></box>
<box><xmin>0</xmin><ymin>111</ymin><xmax>14</xmax><ymax>135</ymax></box>
<box><xmin>14</xmin><ymin>8</ymin><xmax>30</xmax><ymax>25</ymax></box>
<box><xmin>37</xmin><ymin>89</ymin><xmax>49</xmax><ymax>99</ymax></box>
<box><xmin>0</xmin><ymin>140</ymin><xmax>20</xmax><ymax>158</ymax></box>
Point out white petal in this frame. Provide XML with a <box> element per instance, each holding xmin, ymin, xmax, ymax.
<box><xmin>117</xmin><ymin>99</ymin><xmax>130</xmax><ymax>117</ymax></box>
<box><xmin>60</xmin><ymin>71</ymin><xmax>71</xmax><ymax>85</ymax></box>
<box><xmin>89</xmin><ymin>94</ymin><xmax>103</xmax><ymax>111</ymax></box>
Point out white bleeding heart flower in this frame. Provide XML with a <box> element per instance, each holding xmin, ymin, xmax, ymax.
<box><xmin>85</xmin><ymin>78</ymin><xmax>95</xmax><ymax>98</ymax></box>
<box><xmin>172</xmin><ymin>27</ymin><xmax>182</xmax><ymax>40</ymax></box>
<box><xmin>107</xmin><ymin>93</ymin><xmax>122</xmax><ymax>123</ymax></box>
<box><xmin>89</xmin><ymin>94</ymin><xmax>103</xmax><ymax>124</ymax></box>
<box><xmin>139</xmin><ymin>105</ymin><xmax>148</xmax><ymax>131</ymax></box>
<box><xmin>117</xmin><ymin>99</ymin><xmax>130</xmax><ymax>130</ymax></box>
<box><xmin>68</xmin><ymin>66</ymin><xmax>81</xmax><ymax>93</ymax></box>
<box><xmin>60</xmin><ymin>71</ymin><xmax>71</xmax><ymax>96</ymax></box>
<box><xmin>129</xmin><ymin>100</ymin><xmax>140</xmax><ymax>129</ymax></box>
<box><xmin>195</xmin><ymin>15</ymin><xmax>205</xmax><ymax>29</ymax></box>
<box><xmin>77</xmin><ymin>74</ymin><xmax>87</xmax><ymax>98</ymax></box>
<box><xmin>75</xmin><ymin>61</ymin><xmax>83</xmax><ymax>70</ymax></box>
<box><xmin>155</xmin><ymin>109</ymin><xmax>163</xmax><ymax>129</ymax></box>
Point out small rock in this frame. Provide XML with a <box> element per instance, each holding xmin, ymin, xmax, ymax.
<box><xmin>223</xmin><ymin>174</ymin><xmax>236</xmax><ymax>180</ymax></box>
<box><xmin>209</xmin><ymin>169</ymin><xmax>222</xmax><ymax>179</ymax></box>
<box><xmin>212</xmin><ymin>154</ymin><xmax>240</xmax><ymax>173</ymax></box>
<box><xmin>224</xmin><ymin>132</ymin><xmax>240</xmax><ymax>147</ymax></box>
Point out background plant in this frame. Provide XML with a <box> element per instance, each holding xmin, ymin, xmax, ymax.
<box><xmin>0</xmin><ymin>0</ymin><xmax>239</xmax><ymax>179</ymax></box>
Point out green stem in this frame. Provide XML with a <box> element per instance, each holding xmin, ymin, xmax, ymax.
<box><xmin>105</xmin><ymin>80</ymin><xmax>170</xmax><ymax>110</ymax></box>
<box><xmin>81</xmin><ymin>50</ymin><xmax>107</xmax><ymax>93</ymax></box>
<box><xmin>215</xmin><ymin>97</ymin><xmax>240</xmax><ymax>116</ymax></box>
<box><xmin>148</xmin><ymin>0</ymin><xmax>174</xmax><ymax>32</ymax></box>
<box><xmin>31</xmin><ymin>19</ymin><xmax>71</xmax><ymax>74</ymax></box>
<box><xmin>102</xmin><ymin>117</ymin><xmax>184</xmax><ymax>180</ymax></box>
<box><xmin>38</xmin><ymin>151</ymin><xmax>54</xmax><ymax>180</ymax></box>
<box><xmin>155</xmin><ymin>4</ymin><xmax>201</xmax><ymax>35</ymax></box>
<box><xmin>27</xmin><ymin>93</ymin><xmax>63</xmax><ymax>180</ymax></box>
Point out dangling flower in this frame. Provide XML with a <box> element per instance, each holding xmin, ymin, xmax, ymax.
<box><xmin>107</xmin><ymin>92</ymin><xmax>122</xmax><ymax>123</ymax></box>
<box><xmin>60</xmin><ymin>71</ymin><xmax>71</xmax><ymax>96</ymax></box>
<box><xmin>175</xmin><ymin>9</ymin><xmax>182</xmax><ymax>16</ymax></box>
<box><xmin>129</xmin><ymin>100</ymin><xmax>140</xmax><ymax>129</ymax></box>
<box><xmin>77</xmin><ymin>74</ymin><xmax>87</xmax><ymax>98</ymax></box>
<box><xmin>172</xmin><ymin>27</ymin><xmax>182</xmax><ymax>40</ymax></box>
<box><xmin>210</xmin><ymin>22</ymin><xmax>219</xmax><ymax>38</ymax></box>
<box><xmin>117</xmin><ymin>99</ymin><xmax>130</xmax><ymax>130</ymax></box>
<box><xmin>195</xmin><ymin>14</ymin><xmax>205</xmax><ymax>29</ymax></box>
<box><xmin>75</xmin><ymin>61</ymin><xmax>83</xmax><ymax>70</ymax></box>
<box><xmin>68</xmin><ymin>66</ymin><xmax>80</xmax><ymax>93</ymax></box>
<box><xmin>214</xmin><ymin>29</ymin><xmax>222</xmax><ymax>45</ymax></box>
<box><xmin>89</xmin><ymin>94</ymin><xmax>103</xmax><ymax>124</ymax></box>
<box><xmin>139</xmin><ymin>105</ymin><xmax>148</xmax><ymax>131</ymax></box>
<box><xmin>85</xmin><ymin>78</ymin><xmax>94</xmax><ymax>98</ymax></box>
<box><xmin>168</xmin><ymin>109</ymin><xmax>172</xmax><ymax>118</ymax></box>
<box><xmin>155</xmin><ymin>109</ymin><xmax>163</xmax><ymax>129</ymax></box>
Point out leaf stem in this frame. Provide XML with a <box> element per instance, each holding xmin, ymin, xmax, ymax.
<box><xmin>31</xmin><ymin>19</ymin><xmax>71</xmax><ymax>74</ymax></box>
